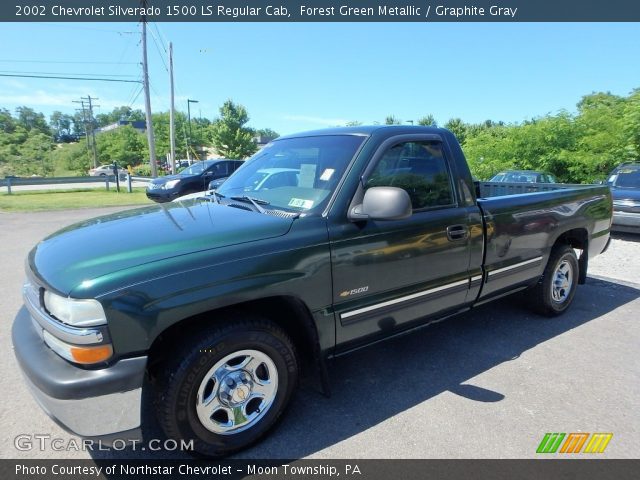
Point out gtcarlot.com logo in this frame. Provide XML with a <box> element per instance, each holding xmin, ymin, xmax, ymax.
<box><xmin>536</xmin><ymin>432</ymin><xmax>613</xmax><ymax>454</ymax></box>
<box><xmin>14</xmin><ymin>434</ymin><xmax>194</xmax><ymax>452</ymax></box>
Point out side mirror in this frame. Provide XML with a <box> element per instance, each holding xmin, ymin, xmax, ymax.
<box><xmin>208</xmin><ymin>177</ymin><xmax>227</xmax><ymax>190</ymax></box>
<box><xmin>349</xmin><ymin>186</ymin><xmax>412</xmax><ymax>222</ymax></box>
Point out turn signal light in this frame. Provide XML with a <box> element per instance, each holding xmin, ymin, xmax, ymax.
<box><xmin>70</xmin><ymin>345</ymin><xmax>114</xmax><ymax>364</ymax></box>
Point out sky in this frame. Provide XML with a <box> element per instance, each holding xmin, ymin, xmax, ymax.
<box><xmin>0</xmin><ymin>22</ymin><xmax>639</xmax><ymax>136</ymax></box>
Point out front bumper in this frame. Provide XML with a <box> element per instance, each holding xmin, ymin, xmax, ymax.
<box><xmin>12</xmin><ymin>306</ymin><xmax>147</xmax><ymax>438</ymax></box>
<box><xmin>146</xmin><ymin>187</ymin><xmax>179</xmax><ymax>203</ymax></box>
<box><xmin>612</xmin><ymin>210</ymin><xmax>640</xmax><ymax>233</ymax></box>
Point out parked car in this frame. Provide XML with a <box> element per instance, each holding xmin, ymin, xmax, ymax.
<box><xmin>173</xmin><ymin>169</ymin><xmax>300</xmax><ymax>203</ymax></box>
<box><xmin>146</xmin><ymin>159</ymin><xmax>243</xmax><ymax>203</ymax></box>
<box><xmin>489</xmin><ymin>170</ymin><xmax>557</xmax><ymax>183</ymax></box>
<box><xmin>88</xmin><ymin>164</ymin><xmax>127</xmax><ymax>180</ymax></box>
<box><xmin>12</xmin><ymin>126</ymin><xmax>612</xmax><ymax>457</ymax></box>
<box><xmin>607</xmin><ymin>162</ymin><xmax>640</xmax><ymax>233</ymax></box>
<box><xmin>243</xmin><ymin>167</ymin><xmax>299</xmax><ymax>191</ymax></box>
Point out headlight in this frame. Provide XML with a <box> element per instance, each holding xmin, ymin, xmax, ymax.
<box><xmin>43</xmin><ymin>291</ymin><xmax>107</xmax><ymax>327</ymax></box>
<box><xmin>163</xmin><ymin>179</ymin><xmax>181</xmax><ymax>189</ymax></box>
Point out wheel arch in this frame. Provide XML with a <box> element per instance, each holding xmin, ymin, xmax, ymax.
<box><xmin>551</xmin><ymin>227</ymin><xmax>589</xmax><ymax>284</ymax></box>
<box><xmin>146</xmin><ymin>295</ymin><xmax>328</xmax><ymax>391</ymax></box>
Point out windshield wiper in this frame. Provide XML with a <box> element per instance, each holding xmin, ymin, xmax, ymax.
<box><xmin>230</xmin><ymin>195</ymin><xmax>270</xmax><ymax>213</ymax></box>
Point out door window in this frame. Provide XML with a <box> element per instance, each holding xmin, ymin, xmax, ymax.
<box><xmin>366</xmin><ymin>141</ymin><xmax>455</xmax><ymax>210</ymax></box>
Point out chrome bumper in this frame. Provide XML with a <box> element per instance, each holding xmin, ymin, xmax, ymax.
<box><xmin>23</xmin><ymin>374</ymin><xmax>142</xmax><ymax>437</ymax></box>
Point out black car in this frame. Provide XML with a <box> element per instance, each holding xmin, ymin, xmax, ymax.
<box><xmin>607</xmin><ymin>162</ymin><xmax>640</xmax><ymax>233</ymax></box>
<box><xmin>146</xmin><ymin>159</ymin><xmax>243</xmax><ymax>203</ymax></box>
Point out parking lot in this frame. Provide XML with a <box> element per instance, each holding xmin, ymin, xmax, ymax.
<box><xmin>0</xmin><ymin>206</ymin><xmax>638</xmax><ymax>459</ymax></box>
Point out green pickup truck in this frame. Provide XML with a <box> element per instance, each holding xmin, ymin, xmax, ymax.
<box><xmin>12</xmin><ymin>126</ymin><xmax>612</xmax><ymax>456</ymax></box>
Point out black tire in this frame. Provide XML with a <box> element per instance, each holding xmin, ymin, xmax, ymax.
<box><xmin>529</xmin><ymin>245</ymin><xmax>579</xmax><ymax>317</ymax></box>
<box><xmin>154</xmin><ymin>316</ymin><xmax>298</xmax><ymax>457</ymax></box>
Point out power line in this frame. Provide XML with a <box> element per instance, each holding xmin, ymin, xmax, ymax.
<box><xmin>0</xmin><ymin>70</ymin><xmax>138</xmax><ymax>78</ymax></box>
<box><xmin>152</xmin><ymin>23</ymin><xmax>168</xmax><ymax>54</ymax></box>
<box><xmin>0</xmin><ymin>73</ymin><xmax>141</xmax><ymax>83</ymax></box>
<box><xmin>34</xmin><ymin>24</ymin><xmax>137</xmax><ymax>34</ymax></box>
<box><xmin>148</xmin><ymin>25</ymin><xmax>169</xmax><ymax>72</ymax></box>
<box><xmin>129</xmin><ymin>86</ymin><xmax>144</xmax><ymax>107</ymax></box>
<box><xmin>0</xmin><ymin>59</ymin><xmax>139</xmax><ymax>65</ymax></box>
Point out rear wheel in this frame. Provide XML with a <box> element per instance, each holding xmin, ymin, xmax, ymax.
<box><xmin>529</xmin><ymin>245</ymin><xmax>579</xmax><ymax>316</ymax></box>
<box><xmin>154</xmin><ymin>316</ymin><xmax>298</xmax><ymax>457</ymax></box>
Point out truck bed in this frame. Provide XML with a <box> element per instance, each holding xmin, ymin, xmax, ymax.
<box><xmin>476</xmin><ymin>180</ymin><xmax>595</xmax><ymax>198</ymax></box>
<box><xmin>474</xmin><ymin>184</ymin><xmax>612</xmax><ymax>302</ymax></box>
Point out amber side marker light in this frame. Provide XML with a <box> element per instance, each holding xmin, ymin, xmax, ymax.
<box><xmin>43</xmin><ymin>330</ymin><xmax>113</xmax><ymax>365</ymax></box>
<box><xmin>70</xmin><ymin>345</ymin><xmax>114</xmax><ymax>364</ymax></box>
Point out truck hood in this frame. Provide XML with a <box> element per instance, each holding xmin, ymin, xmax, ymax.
<box><xmin>29</xmin><ymin>201</ymin><xmax>294</xmax><ymax>295</ymax></box>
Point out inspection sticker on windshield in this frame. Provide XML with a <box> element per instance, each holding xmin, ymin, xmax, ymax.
<box><xmin>288</xmin><ymin>198</ymin><xmax>314</xmax><ymax>209</ymax></box>
<box><xmin>320</xmin><ymin>168</ymin><xmax>335</xmax><ymax>181</ymax></box>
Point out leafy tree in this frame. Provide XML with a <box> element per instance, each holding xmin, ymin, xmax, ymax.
<box><xmin>14</xmin><ymin>131</ymin><xmax>55</xmax><ymax>175</ymax></box>
<box><xmin>345</xmin><ymin>121</ymin><xmax>362</xmax><ymax>127</ymax></box>
<box><xmin>384</xmin><ymin>115</ymin><xmax>401</xmax><ymax>125</ymax></box>
<box><xmin>96</xmin><ymin>125</ymin><xmax>147</xmax><ymax>167</ymax></box>
<box><xmin>417</xmin><ymin>115</ymin><xmax>437</xmax><ymax>127</ymax></box>
<box><xmin>255</xmin><ymin>128</ymin><xmax>280</xmax><ymax>141</ymax></box>
<box><xmin>623</xmin><ymin>88</ymin><xmax>640</xmax><ymax>159</ymax></box>
<box><xmin>16</xmin><ymin>106</ymin><xmax>50</xmax><ymax>135</ymax></box>
<box><xmin>209</xmin><ymin>100</ymin><xmax>257</xmax><ymax>159</ymax></box>
<box><xmin>95</xmin><ymin>107</ymin><xmax>145</xmax><ymax>127</ymax></box>
<box><xmin>50</xmin><ymin>111</ymin><xmax>75</xmax><ymax>141</ymax></box>
<box><xmin>0</xmin><ymin>108</ymin><xmax>16</xmax><ymax>133</ymax></box>
<box><xmin>444</xmin><ymin>118</ymin><xmax>468</xmax><ymax>145</ymax></box>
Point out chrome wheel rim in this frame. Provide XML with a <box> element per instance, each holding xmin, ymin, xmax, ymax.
<box><xmin>551</xmin><ymin>259</ymin><xmax>573</xmax><ymax>304</ymax></box>
<box><xmin>196</xmin><ymin>349</ymin><xmax>278</xmax><ymax>435</ymax></box>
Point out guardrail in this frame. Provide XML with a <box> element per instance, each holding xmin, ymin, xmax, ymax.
<box><xmin>1</xmin><ymin>175</ymin><xmax>153</xmax><ymax>194</ymax></box>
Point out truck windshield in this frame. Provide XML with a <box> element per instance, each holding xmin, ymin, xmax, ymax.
<box><xmin>609</xmin><ymin>168</ymin><xmax>640</xmax><ymax>188</ymax></box>
<box><xmin>217</xmin><ymin>135</ymin><xmax>365</xmax><ymax>213</ymax></box>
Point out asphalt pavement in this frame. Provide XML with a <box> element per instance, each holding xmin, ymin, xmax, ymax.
<box><xmin>0</xmin><ymin>207</ymin><xmax>638</xmax><ymax>459</ymax></box>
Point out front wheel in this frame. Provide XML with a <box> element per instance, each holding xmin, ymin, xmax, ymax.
<box><xmin>529</xmin><ymin>245</ymin><xmax>579</xmax><ymax>316</ymax></box>
<box><xmin>154</xmin><ymin>317</ymin><xmax>298</xmax><ymax>457</ymax></box>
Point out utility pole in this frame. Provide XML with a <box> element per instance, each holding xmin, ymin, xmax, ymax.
<box><xmin>87</xmin><ymin>96</ymin><xmax>99</xmax><ymax>168</ymax></box>
<box><xmin>73</xmin><ymin>96</ymin><xmax>99</xmax><ymax>168</ymax></box>
<box><xmin>141</xmin><ymin>2</ymin><xmax>158</xmax><ymax>177</ymax></box>
<box><xmin>169</xmin><ymin>42</ymin><xmax>176</xmax><ymax>174</ymax></box>
<box><xmin>187</xmin><ymin>99</ymin><xmax>198</xmax><ymax>160</ymax></box>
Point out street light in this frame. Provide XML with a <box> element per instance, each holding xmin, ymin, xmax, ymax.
<box><xmin>187</xmin><ymin>99</ymin><xmax>199</xmax><ymax>161</ymax></box>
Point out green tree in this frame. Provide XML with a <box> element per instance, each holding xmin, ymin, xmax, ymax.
<box><xmin>384</xmin><ymin>115</ymin><xmax>401</xmax><ymax>125</ymax></box>
<box><xmin>16</xmin><ymin>106</ymin><xmax>50</xmax><ymax>135</ymax></box>
<box><xmin>622</xmin><ymin>88</ymin><xmax>640</xmax><ymax>160</ymax></box>
<box><xmin>255</xmin><ymin>128</ymin><xmax>280</xmax><ymax>141</ymax></box>
<box><xmin>444</xmin><ymin>118</ymin><xmax>468</xmax><ymax>145</ymax></box>
<box><xmin>95</xmin><ymin>106</ymin><xmax>145</xmax><ymax>127</ymax></box>
<box><xmin>209</xmin><ymin>100</ymin><xmax>257</xmax><ymax>159</ymax></box>
<box><xmin>50</xmin><ymin>111</ymin><xmax>74</xmax><ymax>140</ymax></box>
<box><xmin>0</xmin><ymin>108</ymin><xmax>16</xmax><ymax>133</ymax></box>
<box><xmin>15</xmin><ymin>131</ymin><xmax>55</xmax><ymax>175</ymax></box>
<box><xmin>96</xmin><ymin>125</ymin><xmax>147</xmax><ymax>167</ymax></box>
<box><xmin>417</xmin><ymin>115</ymin><xmax>437</xmax><ymax>127</ymax></box>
